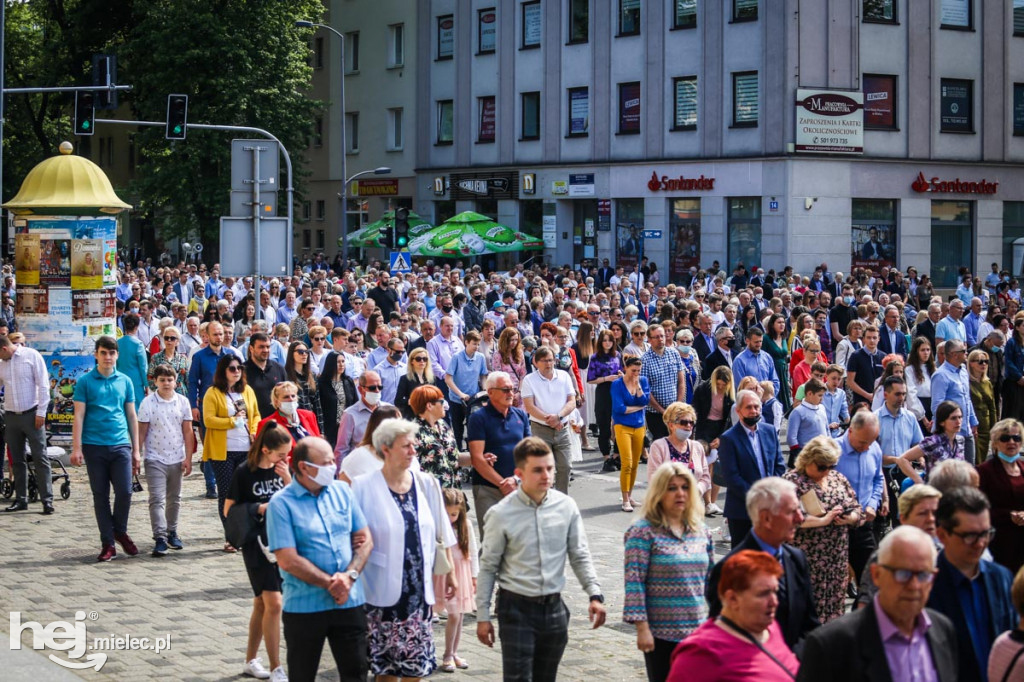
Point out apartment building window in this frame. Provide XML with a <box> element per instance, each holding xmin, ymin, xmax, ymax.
<box><xmin>438</xmin><ymin>15</ymin><xmax>454</xmax><ymax>59</ymax></box>
<box><xmin>940</xmin><ymin>79</ymin><xmax>973</xmax><ymax>133</ymax></box>
<box><xmin>345</xmin><ymin>32</ymin><xmax>359</xmax><ymax>72</ymax></box>
<box><xmin>863</xmin><ymin>0</ymin><xmax>896</xmax><ymax>23</ymax></box>
<box><xmin>303</xmin><ymin>230</ymin><xmax>311</xmax><ymax>249</ymax></box>
<box><xmin>316</xmin><ymin>200</ymin><xmax>326</xmax><ymax>221</ymax></box>
<box><xmin>522</xmin><ymin>1</ymin><xmax>542</xmax><ymax>48</ymax></box>
<box><xmin>619</xmin><ymin>0</ymin><xmax>640</xmax><ymax>35</ymax></box>
<box><xmin>437</xmin><ymin>100</ymin><xmax>454</xmax><ymax>144</ymax></box>
<box><xmin>568</xmin><ymin>87</ymin><xmax>589</xmax><ymax>136</ymax></box>
<box><xmin>863</xmin><ymin>74</ymin><xmax>897</xmax><ymax>130</ymax></box>
<box><xmin>388</xmin><ymin>24</ymin><xmax>404</xmax><ymax>67</ymax></box>
<box><xmin>672</xmin><ymin>76</ymin><xmax>698</xmax><ymax>130</ymax></box>
<box><xmin>618</xmin><ymin>82</ymin><xmax>641</xmax><ymax>134</ymax></box>
<box><xmin>1003</xmin><ymin>202</ymin><xmax>1024</xmax><ymax>276</ymax></box>
<box><xmin>312</xmin><ymin>115</ymin><xmax>323</xmax><ymax>148</ymax></box>
<box><xmin>931</xmin><ymin>201</ymin><xmax>973</xmax><ymax>287</ymax></box>
<box><xmin>732</xmin><ymin>71</ymin><xmax>758</xmax><ymax>127</ymax></box>
<box><xmin>387</xmin><ymin>108</ymin><xmax>404</xmax><ymax>149</ymax></box>
<box><xmin>1014</xmin><ymin>84</ymin><xmax>1024</xmax><ymax>136</ymax></box>
<box><xmin>522</xmin><ymin>91</ymin><xmax>540</xmax><ymax>140</ymax></box>
<box><xmin>673</xmin><ymin>0</ymin><xmax>697</xmax><ymax>30</ymax></box>
<box><xmin>478</xmin><ymin>9</ymin><xmax>497</xmax><ymax>54</ymax></box>
<box><xmin>314</xmin><ymin>37</ymin><xmax>324</xmax><ymax>69</ymax></box>
<box><xmin>733</xmin><ymin>0</ymin><xmax>757</xmax><ymax>22</ymax></box>
<box><xmin>728</xmin><ymin>198</ymin><xmax>761</xmax><ymax>271</ymax></box>
<box><xmin>569</xmin><ymin>0</ymin><xmax>589</xmax><ymax>43</ymax></box>
<box><xmin>302</xmin><ymin>201</ymin><xmax>311</xmax><ymax>222</ymax></box>
<box><xmin>316</xmin><ymin>229</ymin><xmax>325</xmax><ymax>249</ymax></box>
<box><xmin>479</xmin><ymin>96</ymin><xmax>497</xmax><ymax>142</ymax></box>
<box><xmin>940</xmin><ymin>0</ymin><xmax>972</xmax><ymax>30</ymax></box>
<box><xmin>345</xmin><ymin>113</ymin><xmax>359</xmax><ymax>153</ymax></box>
<box><xmin>1015</xmin><ymin>0</ymin><xmax>1024</xmax><ymax>36</ymax></box>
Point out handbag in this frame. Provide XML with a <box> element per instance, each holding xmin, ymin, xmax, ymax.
<box><xmin>433</xmin><ymin>535</ymin><xmax>453</xmax><ymax>576</ymax></box>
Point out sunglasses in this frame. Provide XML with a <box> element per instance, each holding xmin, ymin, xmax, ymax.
<box><xmin>226</xmin><ymin>366</ymin><xmax>243</xmax><ymax>372</ymax></box>
<box><xmin>312</xmin><ymin>336</ymin><xmax>326</xmax><ymax>341</ymax></box>
<box><xmin>973</xmin><ymin>359</ymin><xmax>989</xmax><ymax>365</ymax></box>
<box><xmin>674</xmin><ymin>419</ymin><xmax>695</xmax><ymax>427</ymax></box>
<box><xmin>362</xmin><ymin>384</ymin><xmax>383</xmax><ymax>392</ymax></box>
<box><xmin>294</xmin><ymin>349</ymin><xmax>309</xmax><ymax>355</ymax></box>
<box><xmin>412</xmin><ymin>357</ymin><xmax>427</xmax><ymax>363</ymax></box>
<box><xmin>816</xmin><ymin>463</ymin><xmax>836</xmax><ymax>471</ymax></box>
<box><xmin>490</xmin><ymin>386</ymin><xmax>514</xmax><ymax>393</ymax></box>
<box><xmin>163</xmin><ymin>336</ymin><xmax>178</xmax><ymax>341</ymax></box>
<box><xmin>998</xmin><ymin>434</ymin><xmax>1023</xmax><ymax>443</ymax></box>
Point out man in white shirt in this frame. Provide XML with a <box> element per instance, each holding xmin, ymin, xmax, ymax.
<box><xmin>520</xmin><ymin>346</ymin><xmax>576</xmax><ymax>494</ymax></box>
<box><xmin>0</xmin><ymin>335</ymin><xmax>52</xmax><ymax>513</ymax></box>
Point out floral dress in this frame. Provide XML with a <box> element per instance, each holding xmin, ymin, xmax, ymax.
<box><xmin>148</xmin><ymin>352</ymin><xmax>190</xmax><ymax>396</ymax></box>
<box><xmin>783</xmin><ymin>469</ymin><xmax>859</xmax><ymax>623</ymax></box>
<box><xmin>365</xmin><ymin>484</ymin><xmax>436</xmax><ymax>678</ymax></box>
<box><xmin>918</xmin><ymin>433</ymin><xmax>965</xmax><ymax>478</ymax></box>
<box><xmin>414</xmin><ymin>416</ymin><xmax>460</xmax><ymax>488</ymax></box>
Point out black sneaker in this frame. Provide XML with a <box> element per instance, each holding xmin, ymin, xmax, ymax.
<box><xmin>152</xmin><ymin>538</ymin><xmax>168</xmax><ymax>556</ymax></box>
<box><xmin>167</xmin><ymin>533</ymin><xmax>184</xmax><ymax>550</ymax></box>
<box><xmin>613</xmin><ymin>458</ymin><xmax>622</xmax><ymax>471</ymax></box>
<box><xmin>600</xmin><ymin>459</ymin><xmax>617</xmax><ymax>473</ymax></box>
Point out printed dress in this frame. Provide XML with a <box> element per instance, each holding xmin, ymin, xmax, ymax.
<box><xmin>414</xmin><ymin>416</ymin><xmax>460</xmax><ymax>488</ymax></box>
<box><xmin>783</xmin><ymin>469</ymin><xmax>859</xmax><ymax>623</ymax></box>
<box><xmin>365</xmin><ymin>484</ymin><xmax>437</xmax><ymax>677</ymax></box>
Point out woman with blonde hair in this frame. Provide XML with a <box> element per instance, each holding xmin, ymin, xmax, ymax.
<box><xmin>624</xmin><ymin>464</ymin><xmax>712</xmax><ymax>682</ymax></box>
<box><xmin>648</xmin><ymin>402</ymin><xmax>710</xmax><ymax>494</ymax></box>
<box><xmin>969</xmin><ymin>348</ymin><xmax>997</xmax><ymax>461</ymax></box>
<box><xmin>395</xmin><ymin>347</ymin><xmax>442</xmax><ymax>420</ymax></box>
<box><xmin>783</xmin><ymin>435</ymin><xmax>860</xmax><ymax>622</ymax></box>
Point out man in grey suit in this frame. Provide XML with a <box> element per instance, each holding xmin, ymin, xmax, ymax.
<box><xmin>796</xmin><ymin>525</ymin><xmax>958</xmax><ymax>682</ymax></box>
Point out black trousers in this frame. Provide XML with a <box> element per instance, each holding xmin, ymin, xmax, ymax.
<box><xmin>643</xmin><ymin>637</ymin><xmax>678</xmax><ymax>682</ymax></box>
<box><xmin>497</xmin><ymin>590</ymin><xmax>569</xmax><ymax>682</ymax></box>
<box><xmin>727</xmin><ymin>518</ymin><xmax>753</xmax><ymax>549</ymax></box>
<box><xmin>282</xmin><ymin>608</ymin><xmax>368</xmax><ymax>682</ymax></box>
<box><xmin>449</xmin><ymin>400</ymin><xmax>468</xmax><ymax>449</ymax></box>
<box><xmin>595</xmin><ymin>383</ymin><xmax>614</xmax><ymax>457</ymax></box>
<box><xmin>849</xmin><ymin>524</ymin><xmax>878</xmax><ymax>587</ymax></box>
<box><xmin>646</xmin><ymin>412</ymin><xmax>669</xmax><ymax>441</ymax></box>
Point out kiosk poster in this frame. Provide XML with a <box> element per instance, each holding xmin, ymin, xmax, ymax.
<box><xmin>15</xmin><ymin>233</ymin><xmax>40</xmax><ymax>286</ymax></box>
<box><xmin>39</xmin><ymin>238</ymin><xmax>71</xmax><ymax>286</ymax></box>
<box><xmin>15</xmin><ymin>286</ymin><xmax>50</xmax><ymax>318</ymax></box>
<box><xmin>70</xmin><ymin>239</ymin><xmax>104</xmax><ymax>289</ymax></box>
<box><xmin>617</xmin><ymin>222</ymin><xmax>642</xmax><ymax>270</ymax></box>
<box><xmin>851</xmin><ymin>224</ymin><xmax>896</xmax><ymax>272</ymax></box>
<box><xmin>21</xmin><ymin>287</ymin><xmax>82</xmax><ymax>353</ymax></box>
<box><xmin>72</xmin><ymin>289</ymin><xmax>116</xmax><ymax>325</ymax></box>
<box><xmin>44</xmin><ymin>353</ymin><xmax>95</xmax><ymax>440</ymax></box>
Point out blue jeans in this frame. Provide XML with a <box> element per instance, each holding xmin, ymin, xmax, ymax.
<box><xmin>83</xmin><ymin>443</ymin><xmax>133</xmax><ymax>546</ymax></box>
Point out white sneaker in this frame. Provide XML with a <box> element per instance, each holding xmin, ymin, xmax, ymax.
<box><xmin>243</xmin><ymin>657</ymin><xmax>271</xmax><ymax>680</ymax></box>
<box><xmin>705</xmin><ymin>502</ymin><xmax>723</xmax><ymax>516</ymax></box>
<box><xmin>270</xmin><ymin>666</ymin><xmax>288</xmax><ymax>682</ymax></box>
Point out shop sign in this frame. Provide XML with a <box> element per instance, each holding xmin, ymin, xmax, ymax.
<box><xmin>647</xmin><ymin>171</ymin><xmax>715</xmax><ymax>192</ymax></box>
<box><xmin>794</xmin><ymin>88</ymin><xmax>864</xmax><ymax>154</ymax></box>
<box><xmin>351</xmin><ymin>179</ymin><xmax>398</xmax><ymax>196</ymax></box>
<box><xmin>542</xmin><ymin>201</ymin><xmax>557</xmax><ymax>248</ymax></box>
<box><xmin>911</xmin><ymin>172</ymin><xmax>998</xmax><ymax>195</ymax></box>
<box><xmin>450</xmin><ymin>171</ymin><xmax>518</xmax><ymax>200</ymax></box>
<box><xmin>522</xmin><ymin>173</ymin><xmax>536</xmax><ymax>195</ymax></box>
<box><xmin>433</xmin><ymin>177</ymin><xmax>447</xmax><ymax>196</ymax></box>
<box><xmin>552</xmin><ymin>181</ymin><xmax>569</xmax><ymax>195</ymax></box>
<box><xmin>568</xmin><ymin>173</ymin><xmax>595</xmax><ymax>197</ymax></box>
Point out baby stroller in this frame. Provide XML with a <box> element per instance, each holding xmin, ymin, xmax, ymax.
<box><xmin>465</xmin><ymin>390</ymin><xmax>490</xmax><ymax>419</ymax></box>
<box><xmin>0</xmin><ymin>446</ymin><xmax>71</xmax><ymax>501</ymax></box>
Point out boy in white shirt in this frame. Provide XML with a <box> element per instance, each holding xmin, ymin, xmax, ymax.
<box><xmin>137</xmin><ymin>364</ymin><xmax>195</xmax><ymax>557</ymax></box>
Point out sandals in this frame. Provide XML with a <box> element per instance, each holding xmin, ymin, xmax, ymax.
<box><xmin>223</xmin><ymin>542</ymin><xmax>237</xmax><ymax>553</ymax></box>
<box><xmin>621</xmin><ymin>500</ymin><xmax>634</xmax><ymax>513</ymax></box>
<box><xmin>454</xmin><ymin>656</ymin><xmax>469</xmax><ymax>669</ymax></box>
<box><xmin>439</xmin><ymin>657</ymin><xmax>456</xmax><ymax>673</ymax></box>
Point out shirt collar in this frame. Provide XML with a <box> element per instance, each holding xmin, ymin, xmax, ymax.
<box><xmin>873</xmin><ymin>594</ymin><xmax>931</xmax><ymax>642</ymax></box>
<box><xmin>750</xmin><ymin>530</ymin><xmax>781</xmax><ymax>557</ymax></box>
<box><xmin>515</xmin><ymin>486</ymin><xmax>548</xmax><ymax>508</ymax></box>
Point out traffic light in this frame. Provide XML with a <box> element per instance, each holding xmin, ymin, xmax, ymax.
<box><xmin>382</xmin><ymin>221</ymin><xmax>394</xmax><ymax>249</ymax></box>
<box><xmin>394</xmin><ymin>207</ymin><xmax>410</xmax><ymax>249</ymax></box>
<box><xmin>74</xmin><ymin>91</ymin><xmax>95</xmax><ymax>136</ymax></box>
<box><xmin>166</xmin><ymin>94</ymin><xmax>188</xmax><ymax>140</ymax></box>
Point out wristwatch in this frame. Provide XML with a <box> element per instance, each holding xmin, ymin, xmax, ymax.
<box><xmin>346</xmin><ymin>569</ymin><xmax>360</xmax><ymax>582</ymax></box>
<box><xmin>589</xmin><ymin>594</ymin><xmax>604</xmax><ymax>604</ymax></box>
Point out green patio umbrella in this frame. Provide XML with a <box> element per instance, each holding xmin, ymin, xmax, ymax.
<box><xmin>342</xmin><ymin>210</ymin><xmax>432</xmax><ymax>248</ymax></box>
<box><xmin>408</xmin><ymin>211</ymin><xmax>544</xmax><ymax>258</ymax></box>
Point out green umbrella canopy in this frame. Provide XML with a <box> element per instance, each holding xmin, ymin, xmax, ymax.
<box><xmin>408</xmin><ymin>211</ymin><xmax>544</xmax><ymax>258</ymax></box>
<box><xmin>342</xmin><ymin>210</ymin><xmax>432</xmax><ymax>248</ymax></box>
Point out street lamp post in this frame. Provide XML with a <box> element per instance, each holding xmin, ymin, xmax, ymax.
<box><xmin>340</xmin><ymin>166</ymin><xmax>392</xmax><ymax>260</ymax></box>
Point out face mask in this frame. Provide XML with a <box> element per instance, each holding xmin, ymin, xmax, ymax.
<box><xmin>364</xmin><ymin>390</ymin><xmax>381</xmax><ymax>406</ymax></box>
<box><xmin>742</xmin><ymin>415</ymin><xmax>760</xmax><ymax>428</ymax></box>
<box><xmin>755</xmin><ymin>293</ymin><xmax>763</xmax><ymax>300</ymax></box>
<box><xmin>674</xmin><ymin>428</ymin><xmax>692</xmax><ymax>441</ymax></box>
<box><xmin>304</xmin><ymin>461</ymin><xmax>337</xmax><ymax>487</ymax></box>
<box><xmin>442</xmin><ymin>305</ymin><xmax>453</xmax><ymax>313</ymax></box>
<box><xmin>997</xmin><ymin>451</ymin><xmax>1021</xmax><ymax>464</ymax></box>
<box><xmin>993</xmin><ymin>346</ymin><xmax>1004</xmax><ymax>353</ymax></box>
<box><xmin>844</xmin><ymin>296</ymin><xmax>855</xmax><ymax>305</ymax></box>
<box><xmin>389</xmin><ymin>351</ymin><xmax>404</xmax><ymax>362</ymax></box>
<box><xmin>473</xmin><ymin>294</ymin><xmax>483</xmax><ymax>301</ymax></box>
<box><xmin>279</xmin><ymin>400</ymin><xmax>297</xmax><ymax>415</ymax></box>
<box><xmin>679</xmin><ymin>344</ymin><xmax>692</xmax><ymax>355</ymax></box>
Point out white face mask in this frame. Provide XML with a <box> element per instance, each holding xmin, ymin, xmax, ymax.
<box><xmin>304</xmin><ymin>461</ymin><xmax>337</xmax><ymax>487</ymax></box>
<box><xmin>279</xmin><ymin>400</ymin><xmax>297</xmax><ymax>415</ymax></box>
<box><xmin>364</xmin><ymin>390</ymin><xmax>381</xmax><ymax>406</ymax></box>
<box><xmin>674</xmin><ymin>428</ymin><xmax>692</xmax><ymax>441</ymax></box>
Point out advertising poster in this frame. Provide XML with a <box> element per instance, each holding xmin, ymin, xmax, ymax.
<box><xmin>851</xmin><ymin>224</ymin><xmax>896</xmax><ymax>272</ymax></box>
<box><xmin>39</xmin><ymin>237</ymin><xmax>71</xmax><ymax>286</ymax></box>
<box><xmin>15</xmin><ymin>285</ymin><xmax>50</xmax><ymax>318</ymax></box>
<box><xmin>479</xmin><ymin>97</ymin><xmax>496</xmax><ymax>142</ymax></box>
<box><xmin>863</xmin><ymin>75</ymin><xmax>896</xmax><ymax>129</ymax></box>
<box><xmin>438</xmin><ymin>16</ymin><xmax>454</xmax><ymax>58</ymax></box>
<box><xmin>21</xmin><ymin>287</ymin><xmax>82</xmax><ymax>353</ymax></box>
<box><xmin>479</xmin><ymin>10</ymin><xmax>496</xmax><ymax>52</ymax></box>
<box><xmin>72</xmin><ymin>289</ymin><xmax>116</xmax><ymax>325</ymax></box>
<box><xmin>44</xmin><ymin>353</ymin><xmax>95</xmax><ymax>441</ymax></box>
<box><xmin>569</xmin><ymin>88</ymin><xmax>589</xmax><ymax>135</ymax></box>
<box><xmin>15</xmin><ymin>233</ymin><xmax>40</xmax><ymax>285</ymax></box>
<box><xmin>523</xmin><ymin>2</ymin><xmax>541</xmax><ymax>46</ymax></box>
<box><xmin>940</xmin><ymin>80</ymin><xmax>972</xmax><ymax>132</ymax></box>
<box><xmin>794</xmin><ymin>88</ymin><xmax>864</xmax><ymax>154</ymax></box>
<box><xmin>619</xmin><ymin>83</ymin><xmax>641</xmax><ymax>133</ymax></box>
<box><xmin>103</xmin><ymin>238</ymin><xmax>118</xmax><ymax>286</ymax></box>
<box><xmin>70</xmin><ymin>239</ymin><xmax>104</xmax><ymax>289</ymax></box>
<box><xmin>669</xmin><ymin>199</ymin><xmax>701</xmax><ymax>280</ymax></box>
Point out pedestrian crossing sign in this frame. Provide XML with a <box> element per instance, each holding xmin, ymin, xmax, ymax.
<box><xmin>390</xmin><ymin>251</ymin><xmax>411</xmax><ymax>273</ymax></box>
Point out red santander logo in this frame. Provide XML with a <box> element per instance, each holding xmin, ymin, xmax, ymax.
<box><xmin>911</xmin><ymin>171</ymin><xmax>998</xmax><ymax>195</ymax></box>
<box><xmin>648</xmin><ymin>171</ymin><xmax>715</xmax><ymax>192</ymax></box>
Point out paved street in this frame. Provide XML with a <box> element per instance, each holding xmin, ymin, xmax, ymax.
<box><xmin>0</xmin><ymin>448</ymin><xmax>730</xmax><ymax>681</ymax></box>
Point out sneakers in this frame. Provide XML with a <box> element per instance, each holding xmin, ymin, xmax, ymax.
<box><xmin>243</xmin><ymin>657</ymin><xmax>271</xmax><ymax>680</ymax></box>
<box><xmin>600</xmin><ymin>459</ymin><xmax>617</xmax><ymax>473</ymax></box>
<box><xmin>705</xmin><ymin>502</ymin><xmax>723</xmax><ymax>516</ymax></box>
<box><xmin>153</xmin><ymin>538</ymin><xmax>168</xmax><ymax>556</ymax></box>
<box><xmin>167</xmin><ymin>533</ymin><xmax>184</xmax><ymax>550</ymax></box>
<box><xmin>114</xmin><ymin>532</ymin><xmax>139</xmax><ymax>556</ymax></box>
<box><xmin>205</xmin><ymin>490</ymin><xmax>218</xmax><ymax>499</ymax></box>
<box><xmin>97</xmin><ymin>544</ymin><xmax>117</xmax><ymax>562</ymax></box>
<box><xmin>270</xmin><ymin>666</ymin><xmax>288</xmax><ymax>682</ymax></box>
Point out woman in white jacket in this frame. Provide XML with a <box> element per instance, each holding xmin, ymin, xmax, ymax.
<box><xmin>351</xmin><ymin>418</ymin><xmax>457</xmax><ymax>681</ymax></box>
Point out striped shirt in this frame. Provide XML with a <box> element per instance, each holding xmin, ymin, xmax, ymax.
<box><xmin>623</xmin><ymin>519</ymin><xmax>714</xmax><ymax>642</ymax></box>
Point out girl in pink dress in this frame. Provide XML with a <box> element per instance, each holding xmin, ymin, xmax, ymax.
<box><xmin>434</xmin><ymin>488</ymin><xmax>478</xmax><ymax>673</ymax></box>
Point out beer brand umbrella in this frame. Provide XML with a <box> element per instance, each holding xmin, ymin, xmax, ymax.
<box><xmin>408</xmin><ymin>211</ymin><xmax>544</xmax><ymax>258</ymax></box>
<box><xmin>342</xmin><ymin>210</ymin><xmax>432</xmax><ymax>248</ymax></box>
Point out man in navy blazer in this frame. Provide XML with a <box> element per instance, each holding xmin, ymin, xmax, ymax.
<box><xmin>927</xmin><ymin>487</ymin><xmax>1015</xmax><ymax>682</ymax></box>
<box><xmin>717</xmin><ymin>389</ymin><xmax>786</xmax><ymax>547</ymax></box>
<box><xmin>877</xmin><ymin>306</ymin><xmax>908</xmax><ymax>358</ymax></box>
<box><xmin>701</xmin><ymin>327</ymin><xmax>737</xmax><ymax>382</ymax></box>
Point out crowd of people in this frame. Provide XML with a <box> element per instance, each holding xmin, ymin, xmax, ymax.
<box><xmin>2</xmin><ymin>253</ymin><xmax>1024</xmax><ymax>681</ymax></box>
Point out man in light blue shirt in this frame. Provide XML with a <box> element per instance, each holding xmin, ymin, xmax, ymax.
<box><xmin>372</xmin><ymin>337</ymin><xmax>407</xmax><ymax>405</ymax></box>
<box><xmin>268</xmin><ymin>436</ymin><xmax>371</xmax><ymax>681</ymax></box>
<box><xmin>835</xmin><ymin>410</ymin><xmax>885</xmax><ymax>587</ymax></box>
<box><xmin>935</xmin><ymin>299</ymin><xmax>966</xmax><ymax>345</ymax></box>
<box><xmin>930</xmin><ymin>339</ymin><xmax>979</xmax><ymax>464</ymax></box>
<box><xmin>445</xmin><ymin>330</ymin><xmax>489</xmax><ymax>448</ymax></box>
<box><xmin>875</xmin><ymin>375</ymin><xmax>923</xmax><ymax>527</ymax></box>
<box><xmin>731</xmin><ymin>327</ymin><xmax>780</xmax><ymax>394</ymax></box>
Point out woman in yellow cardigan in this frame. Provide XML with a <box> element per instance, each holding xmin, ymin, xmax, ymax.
<box><xmin>203</xmin><ymin>354</ymin><xmax>261</xmax><ymax>552</ymax></box>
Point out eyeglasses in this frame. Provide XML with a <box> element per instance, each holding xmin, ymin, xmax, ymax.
<box><xmin>226</xmin><ymin>366</ymin><xmax>243</xmax><ymax>372</ymax></box>
<box><xmin>948</xmin><ymin>527</ymin><xmax>996</xmax><ymax>546</ymax></box>
<box><xmin>163</xmin><ymin>336</ymin><xmax>178</xmax><ymax>341</ymax></box>
<box><xmin>999</xmin><ymin>434</ymin><xmax>1023</xmax><ymax>443</ymax></box>
<box><xmin>632</xmin><ymin>331</ymin><xmax>644</xmax><ymax>337</ymax></box>
<box><xmin>312</xmin><ymin>336</ymin><xmax>326</xmax><ymax>341</ymax></box>
<box><xmin>294</xmin><ymin>349</ymin><xmax>309</xmax><ymax>355</ymax></box>
<box><xmin>490</xmin><ymin>386</ymin><xmax>514</xmax><ymax>393</ymax></box>
<box><xmin>362</xmin><ymin>384</ymin><xmax>383</xmax><ymax>392</ymax></box>
<box><xmin>816</xmin><ymin>463</ymin><xmax>836</xmax><ymax>471</ymax></box>
<box><xmin>878</xmin><ymin>565</ymin><xmax>937</xmax><ymax>584</ymax></box>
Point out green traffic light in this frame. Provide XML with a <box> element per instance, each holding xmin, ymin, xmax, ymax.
<box><xmin>397</xmin><ymin>237</ymin><xmax>408</xmax><ymax>247</ymax></box>
<box><xmin>173</xmin><ymin>125</ymin><xmax>182</xmax><ymax>134</ymax></box>
<box><xmin>81</xmin><ymin>121</ymin><xmax>90</xmax><ymax>130</ymax></box>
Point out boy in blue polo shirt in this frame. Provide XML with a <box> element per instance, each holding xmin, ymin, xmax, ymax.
<box><xmin>71</xmin><ymin>335</ymin><xmax>141</xmax><ymax>562</ymax></box>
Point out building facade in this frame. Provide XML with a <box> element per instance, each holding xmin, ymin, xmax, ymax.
<box><xmin>413</xmin><ymin>0</ymin><xmax>1024</xmax><ymax>286</ymax></box>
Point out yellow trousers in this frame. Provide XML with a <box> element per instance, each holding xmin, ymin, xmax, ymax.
<box><xmin>614</xmin><ymin>423</ymin><xmax>645</xmax><ymax>493</ymax></box>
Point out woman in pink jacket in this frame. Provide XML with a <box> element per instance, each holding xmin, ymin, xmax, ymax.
<box><xmin>648</xmin><ymin>402</ymin><xmax>711</xmax><ymax>495</ymax></box>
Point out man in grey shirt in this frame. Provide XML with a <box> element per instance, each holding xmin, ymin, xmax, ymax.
<box><xmin>476</xmin><ymin>437</ymin><xmax>606</xmax><ymax>682</ymax></box>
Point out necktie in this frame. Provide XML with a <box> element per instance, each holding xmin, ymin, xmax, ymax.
<box><xmin>776</xmin><ymin>549</ymin><xmax>788</xmax><ymax>604</ymax></box>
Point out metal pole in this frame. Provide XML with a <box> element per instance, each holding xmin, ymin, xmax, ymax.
<box><xmin>250</xmin><ymin>145</ymin><xmax>262</xmax><ymax>322</ymax></box>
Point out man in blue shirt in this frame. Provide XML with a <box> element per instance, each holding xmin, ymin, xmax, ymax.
<box><xmin>935</xmin><ymin>299</ymin><xmax>967</xmax><ymax>345</ymax></box>
<box><xmin>730</xmin><ymin>327</ymin><xmax>780</xmax><ymax>395</ymax></box>
<box><xmin>268</xmin><ymin>436</ymin><xmax>371</xmax><ymax>681</ymax></box>
<box><xmin>445</xmin><ymin>330</ymin><xmax>490</xmax><ymax>448</ymax></box>
<box><xmin>187</xmin><ymin>320</ymin><xmax>229</xmax><ymax>497</ymax></box>
<box><xmin>835</xmin><ymin>410</ymin><xmax>885</xmax><ymax>588</ymax></box>
<box><xmin>931</xmin><ymin>339</ymin><xmax>979</xmax><ymax>464</ymax></box>
<box><xmin>70</xmin><ymin>336</ymin><xmax>141</xmax><ymax>563</ymax></box>
<box><xmin>874</xmin><ymin>376</ymin><xmax>923</xmax><ymax>529</ymax></box>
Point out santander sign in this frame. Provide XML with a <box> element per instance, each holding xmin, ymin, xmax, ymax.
<box><xmin>911</xmin><ymin>171</ymin><xmax>998</xmax><ymax>195</ymax></box>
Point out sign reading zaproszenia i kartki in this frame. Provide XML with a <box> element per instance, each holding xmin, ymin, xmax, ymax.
<box><xmin>795</xmin><ymin>89</ymin><xmax>863</xmax><ymax>155</ymax></box>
